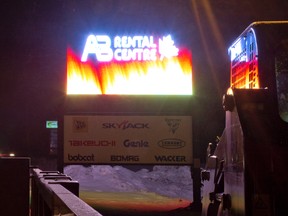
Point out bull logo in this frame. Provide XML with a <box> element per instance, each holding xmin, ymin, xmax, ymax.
<box><xmin>165</xmin><ymin>118</ymin><xmax>181</xmax><ymax>134</ymax></box>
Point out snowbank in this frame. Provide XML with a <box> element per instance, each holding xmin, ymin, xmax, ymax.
<box><xmin>64</xmin><ymin>165</ymin><xmax>193</xmax><ymax>200</ymax></box>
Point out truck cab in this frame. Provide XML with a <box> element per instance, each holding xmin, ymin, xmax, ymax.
<box><xmin>202</xmin><ymin>21</ymin><xmax>288</xmax><ymax>216</ymax></box>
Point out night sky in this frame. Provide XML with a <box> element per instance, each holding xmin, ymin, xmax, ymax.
<box><xmin>1</xmin><ymin>0</ymin><xmax>288</xmax><ymax>159</ymax></box>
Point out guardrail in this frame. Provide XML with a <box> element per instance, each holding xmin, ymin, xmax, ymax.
<box><xmin>31</xmin><ymin>168</ymin><xmax>103</xmax><ymax>216</ymax></box>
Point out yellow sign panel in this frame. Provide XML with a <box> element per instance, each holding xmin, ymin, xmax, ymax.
<box><xmin>64</xmin><ymin>115</ymin><xmax>193</xmax><ymax>165</ymax></box>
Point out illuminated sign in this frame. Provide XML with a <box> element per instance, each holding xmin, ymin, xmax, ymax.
<box><xmin>81</xmin><ymin>35</ymin><xmax>178</xmax><ymax>62</ymax></box>
<box><xmin>46</xmin><ymin>121</ymin><xmax>58</xmax><ymax>129</ymax></box>
<box><xmin>67</xmin><ymin>34</ymin><xmax>192</xmax><ymax>95</ymax></box>
<box><xmin>228</xmin><ymin>28</ymin><xmax>259</xmax><ymax>89</ymax></box>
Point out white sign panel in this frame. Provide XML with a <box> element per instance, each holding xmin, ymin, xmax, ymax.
<box><xmin>64</xmin><ymin>115</ymin><xmax>192</xmax><ymax>165</ymax></box>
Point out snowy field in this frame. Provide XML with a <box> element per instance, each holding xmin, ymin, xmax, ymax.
<box><xmin>64</xmin><ymin>165</ymin><xmax>193</xmax><ymax>201</ymax></box>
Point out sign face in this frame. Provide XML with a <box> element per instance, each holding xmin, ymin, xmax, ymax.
<box><xmin>64</xmin><ymin>115</ymin><xmax>193</xmax><ymax>165</ymax></box>
<box><xmin>67</xmin><ymin>34</ymin><xmax>192</xmax><ymax>95</ymax></box>
<box><xmin>46</xmin><ymin>121</ymin><xmax>58</xmax><ymax>129</ymax></box>
<box><xmin>66</xmin><ymin>1</ymin><xmax>194</xmax><ymax>95</ymax></box>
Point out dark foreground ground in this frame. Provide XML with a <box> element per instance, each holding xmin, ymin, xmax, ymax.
<box><xmin>80</xmin><ymin>191</ymin><xmax>201</xmax><ymax>216</ymax></box>
<box><xmin>98</xmin><ymin>207</ymin><xmax>201</xmax><ymax>216</ymax></box>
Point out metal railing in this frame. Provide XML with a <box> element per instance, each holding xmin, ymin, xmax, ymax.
<box><xmin>31</xmin><ymin>168</ymin><xmax>103</xmax><ymax>216</ymax></box>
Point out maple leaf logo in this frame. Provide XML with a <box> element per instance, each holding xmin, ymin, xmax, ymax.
<box><xmin>158</xmin><ymin>35</ymin><xmax>179</xmax><ymax>60</ymax></box>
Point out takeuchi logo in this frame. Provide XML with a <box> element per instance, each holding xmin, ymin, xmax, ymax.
<box><xmin>81</xmin><ymin>34</ymin><xmax>179</xmax><ymax>62</ymax></box>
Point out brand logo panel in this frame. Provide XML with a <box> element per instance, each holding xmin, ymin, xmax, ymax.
<box><xmin>64</xmin><ymin>115</ymin><xmax>192</xmax><ymax>165</ymax></box>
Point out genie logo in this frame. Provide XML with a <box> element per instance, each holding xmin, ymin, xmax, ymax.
<box><xmin>123</xmin><ymin>139</ymin><xmax>149</xmax><ymax>147</ymax></box>
<box><xmin>81</xmin><ymin>34</ymin><xmax>179</xmax><ymax>62</ymax></box>
<box><xmin>68</xmin><ymin>154</ymin><xmax>95</xmax><ymax>162</ymax></box>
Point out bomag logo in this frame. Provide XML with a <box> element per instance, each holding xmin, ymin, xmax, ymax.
<box><xmin>158</xmin><ymin>138</ymin><xmax>185</xmax><ymax>149</ymax></box>
<box><xmin>68</xmin><ymin>154</ymin><xmax>95</xmax><ymax>162</ymax></box>
<box><xmin>111</xmin><ymin>155</ymin><xmax>140</xmax><ymax>162</ymax></box>
<box><xmin>72</xmin><ymin>117</ymin><xmax>88</xmax><ymax>133</ymax></box>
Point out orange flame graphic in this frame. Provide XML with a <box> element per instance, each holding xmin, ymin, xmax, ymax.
<box><xmin>67</xmin><ymin>48</ymin><xmax>193</xmax><ymax>95</ymax></box>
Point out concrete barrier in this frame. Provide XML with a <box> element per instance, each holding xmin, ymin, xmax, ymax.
<box><xmin>31</xmin><ymin>168</ymin><xmax>103</xmax><ymax>216</ymax></box>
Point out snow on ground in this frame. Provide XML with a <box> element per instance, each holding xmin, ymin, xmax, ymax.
<box><xmin>64</xmin><ymin>165</ymin><xmax>193</xmax><ymax>201</ymax></box>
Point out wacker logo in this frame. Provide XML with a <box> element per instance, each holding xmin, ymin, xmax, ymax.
<box><xmin>154</xmin><ymin>155</ymin><xmax>186</xmax><ymax>162</ymax></box>
<box><xmin>68</xmin><ymin>154</ymin><xmax>95</xmax><ymax>162</ymax></box>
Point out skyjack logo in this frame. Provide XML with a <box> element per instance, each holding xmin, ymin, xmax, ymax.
<box><xmin>102</xmin><ymin>121</ymin><xmax>149</xmax><ymax>130</ymax></box>
<box><xmin>81</xmin><ymin>34</ymin><xmax>179</xmax><ymax>62</ymax></box>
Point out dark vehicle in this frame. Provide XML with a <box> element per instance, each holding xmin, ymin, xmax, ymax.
<box><xmin>202</xmin><ymin>21</ymin><xmax>288</xmax><ymax>216</ymax></box>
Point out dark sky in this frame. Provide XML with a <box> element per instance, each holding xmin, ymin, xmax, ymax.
<box><xmin>1</xmin><ymin>0</ymin><xmax>288</xmax><ymax>158</ymax></box>
<box><xmin>0</xmin><ymin>0</ymin><xmax>66</xmax><ymax>154</ymax></box>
